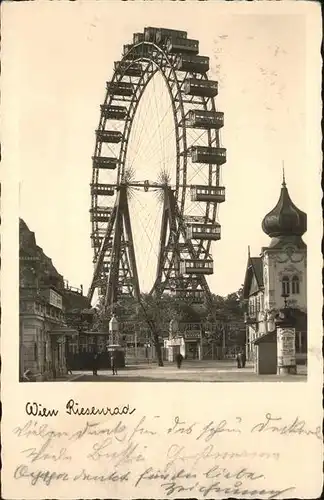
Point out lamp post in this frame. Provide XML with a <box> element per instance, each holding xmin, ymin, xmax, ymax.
<box><xmin>282</xmin><ymin>291</ymin><xmax>289</xmax><ymax>308</ymax></box>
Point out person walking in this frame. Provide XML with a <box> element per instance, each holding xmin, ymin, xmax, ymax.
<box><xmin>241</xmin><ymin>350</ymin><xmax>246</xmax><ymax>368</ymax></box>
<box><xmin>111</xmin><ymin>351</ymin><xmax>118</xmax><ymax>375</ymax></box>
<box><xmin>92</xmin><ymin>353</ymin><xmax>99</xmax><ymax>376</ymax></box>
<box><xmin>66</xmin><ymin>359</ymin><xmax>73</xmax><ymax>375</ymax></box>
<box><xmin>236</xmin><ymin>351</ymin><xmax>242</xmax><ymax>369</ymax></box>
<box><xmin>175</xmin><ymin>352</ymin><xmax>183</xmax><ymax>369</ymax></box>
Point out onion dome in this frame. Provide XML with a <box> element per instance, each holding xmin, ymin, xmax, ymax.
<box><xmin>262</xmin><ymin>172</ymin><xmax>307</xmax><ymax>238</ymax></box>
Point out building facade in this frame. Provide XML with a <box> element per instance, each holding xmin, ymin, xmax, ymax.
<box><xmin>243</xmin><ymin>175</ymin><xmax>307</xmax><ymax>362</ymax></box>
<box><xmin>19</xmin><ymin>219</ymin><xmax>79</xmax><ymax>381</ymax></box>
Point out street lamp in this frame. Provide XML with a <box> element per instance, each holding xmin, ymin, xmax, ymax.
<box><xmin>282</xmin><ymin>291</ymin><xmax>289</xmax><ymax>308</ymax></box>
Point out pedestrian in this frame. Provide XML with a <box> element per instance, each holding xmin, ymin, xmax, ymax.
<box><xmin>241</xmin><ymin>350</ymin><xmax>246</xmax><ymax>368</ymax></box>
<box><xmin>66</xmin><ymin>360</ymin><xmax>73</xmax><ymax>375</ymax></box>
<box><xmin>175</xmin><ymin>352</ymin><xmax>183</xmax><ymax>369</ymax></box>
<box><xmin>236</xmin><ymin>351</ymin><xmax>242</xmax><ymax>369</ymax></box>
<box><xmin>111</xmin><ymin>351</ymin><xmax>118</xmax><ymax>376</ymax></box>
<box><xmin>92</xmin><ymin>353</ymin><xmax>99</xmax><ymax>376</ymax></box>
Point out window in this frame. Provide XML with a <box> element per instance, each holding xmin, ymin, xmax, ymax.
<box><xmin>292</xmin><ymin>275</ymin><xmax>300</xmax><ymax>294</ymax></box>
<box><xmin>34</xmin><ymin>342</ymin><xmax>38</xmax><ymax>362</ymax></box>
<box><xmin>256</xmin><ymin>296</ymin><xmax>261</xmax><ymax>312</ymax></box>
<box><xmin>282</xmin><ymin>276</ymin><xmax>290</xmax><ymax>296</ymax></box>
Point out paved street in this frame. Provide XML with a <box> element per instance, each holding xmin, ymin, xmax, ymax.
<box><xmin>62</xmin><ymin>360</ymin><xmax>307</xmax><ymax>383</ymax></box>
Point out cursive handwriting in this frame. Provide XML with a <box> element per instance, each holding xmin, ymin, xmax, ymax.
<box><xmin>11</xmin><ymin>412</ymin><xmax>312</xmax><ymax>497</ymax></box>
<box><xmin>167</xmin><ymin>443</ymin><xmax>280</xmax><ymax>468</ymax></box>
<box><xmin>13</xmin><ymin>421</ymin><xmax>69</xmax><ymax>441</ymax></box>
<box><xmin>135</xmin><ymin>465</ymin><xmax>197</xmax><ymax>487</ymax></box>
<box><xmin>69</xmin><ymin>420</ymin><xmax>127</xmax><ymax>442</ymax></box>
<box><xmin>73</xmin><ymin>468</ymin><xmax>130</xmax><ymax>483</ymax></box>
<box><xmin>128</xmin><ymin>416</ymin><xmax>158</xmax><ymax>442</ymax></box>
<box><xmin>65</xmin><ymin>399</ymin><xmax>136</xmax><ymax>416</ymax></box>
<box><xmin>87</xmin><ymin>438</ymin><xmax>146</xmax><ymax>467</ymax></box>
<box><xmin>21</xmin><ymin>439</ymin><xmax>71</xmax><ymax>464</ymax></box>
<box><xmin>167</xmin><ymin>416</ymin><xmax>198</xmax><ymax>435</ymax></box>
<box><xmin>14</xmin><ymin>464</ymin><xmax>69</xmax><ymax>486</ymax></box>
<box><xmin>197</xmin><ymin>419</ymin><xmax>242</xmax><ymax>441</ymax></box>
<box><xmin>203</xmin><ymin>464</ymin><xmax>264</xmax><ymax>481</ymax></box>
<box><xmin>25</xmin><ymin>402</ymin><xmax>58</xmax><ymax>418</ymax></box>
<box><xmin>251</xmin><ymin>413</ymin><xmax>322</xmax><ymax>439</ymax></box>
<box><xmin>161</xmin><ymin>480</ymin><xmax>295</xmax><ymax>499</ymax></box>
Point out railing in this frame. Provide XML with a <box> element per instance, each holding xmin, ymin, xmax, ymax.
<box><xmin>64</xmin><ymin>281</ymin><xmax>83</xmax><ymax>295</ymax></box>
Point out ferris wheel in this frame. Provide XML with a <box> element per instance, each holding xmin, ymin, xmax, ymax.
<box><xmin>87</xmin><ymin>27</ymin><xmax>226</xmax><ymax>309</ymax></box>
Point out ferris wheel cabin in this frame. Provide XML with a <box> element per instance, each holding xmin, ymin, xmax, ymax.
<box><xmin>95</xmin><ymin>131</ymin><xmax>122</xmax><ymax>144</ymax></box>
<box><xmin>133</xmin><ymin>33</ymin><xmax>144</xmax><ymax>44</ymax></box>
<box><xmin>191</xmin><ymin>146</ymin><xmax>227</xmax><ymax>165</ymax></box>
<box><xmin>102</xmin><ymin>261</ymin><xmax>112</xmax><ymax>273</ymax></box>
<box><xmin>114</xmin><ymin>61</ymin><xmax>143</xmax><ymax>77</ymax></box>
<box><xmin>92</xmin><ymin>156</ymin><xmax>119</xmax><ymax>170</ymax></box>
<box><xmin>100</xmin><ymin>105</ymin><xmax>127</xmax><ymax>121</ymax></box>
<box><xmin>184</xmin><ymin>78</ymin><xmax>218</xmax><ymax>98</ymax></box>
<box><xmin>90</xmin><ymin>206</ymin><xmax>113</xmax><ymax>222</ymax></box>
<box><xmin>91</xmin><ymin>183</ymin><xmax>115</xmax><ymax>196</ymax></box>
<box><xmin>156</xmin><ymin>28</ymin><xmax>187</xmax><ymax>45</ymax></box>
<box><xmin>106</xmin><ymin>81</ymin><xmax>134</xmax><ymax>97</ymax></box>
<box><xmin>90</xmin><ymin>234</ymin><xmax>104</xmax><ymax>249</ymax></box>
<box><xmin>175</xmin><ymin>289</ymin><xmax>205</xmax><ymax>303</ymax></box>
<box><xmin>180</xmin><ymin>259</ymin><xmax>214</xmax><ymax>275</ymax></box>
<box><xmin>176</xmin><ymin>55</ymin><xmax>210</xmax><ymax>74</ymax></box>
<box><xmin>123</xmin><ymin>44</ymin><xmax>134</xmax><ymax>57</ymax></box>
<box><xmin>187</xmin><ymin>110</ymin><xmax>224</xmax><ymax>130</ymax></box>
<box><xmin>166</xmin><ymin>38</ymin><xmax>199</xmax><ymax>55</ymax></box>
<box><xmin>91</xmin><ymin>234</ymin><xmax>113</xmax><ymax>249</ymax></box>
<box><xmin>144</xmin><ymin>27</ymin><xmax>160</xmax><ymax>42</ymax></box>
<box><xmin>186</xmin><ymin>222</ymin><xmax>221</xmax><ymax>241</ymax></box>
<box><xmin>190</xmin><ymin>185</ymin><xmax>226</xmax><ymax>203</ymax></box>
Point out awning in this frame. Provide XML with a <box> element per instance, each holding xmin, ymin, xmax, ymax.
<box><xmin>253</xmin><ymin>331</ymin><xmax>277</xmax><ymax>345</ymax></box>
<box><xmin>49</xmin><ymin>328</ymin><xmax>78</xmax><ymax>337</ymax></box>
<box><xmin>81</xmin><ymin>330</ymin><xmax>109</xmax><ymax>336</ymax></box>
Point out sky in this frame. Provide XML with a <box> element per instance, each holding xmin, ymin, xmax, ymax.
<box><xmin>3</xmin><ymin>1</ymin><xmax>320</xmax><ymax>301</ymax></box>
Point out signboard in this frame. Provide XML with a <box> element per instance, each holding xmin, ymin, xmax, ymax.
<box><xmin>185</xmin><ymin>331</ymin><xmax>200</xmax><ymax>340</ymax></box>
<box><xmin>165</xmin><ymin>337</ymin><xmax>183</xmax><ymax>347</ymax></box>
<box><xmin>277</xmin><ymin>328</ymin><xmax>296</xmax><ymax>367</ymax></box>
<box><xmin>49</xmin><ymin>289</ymin><xmax>63</xmax><ymax>309</ymax></box>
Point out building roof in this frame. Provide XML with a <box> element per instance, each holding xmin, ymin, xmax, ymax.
<box><xmin>243</xmin><ymin>255</ymin><xmax>264</xmax><ymax>299</ymax></box>
<box><xmin>250</xmin><ymin>257</ymin><xmax>264</xmax><ymax>288</ymax></box>
<box><xmin>63</xmin><ymin>289</ymin><xmax>92</xmax><ymax>312</ymax></box>
<box><xmin>253</xmin><ymin>330</ymin><xmax>277</xmax><ymax>345</ymax></box>
<box><xmin>261</xmin><ymin>175</ymin><xmax>307</xmax><ymax>240</ymax></box>
<box><xmin>19</xmin><ymin>218</ymin><xmax>64</xmax><ymax>290</ymax></box>
<box><xmin>20</xmin><ymin>219</ymin><xmax>89</xmax><ymax>310</ymax></box>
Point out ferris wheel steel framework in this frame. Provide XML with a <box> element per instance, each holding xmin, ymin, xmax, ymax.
<box><xmin>88</xmin><ymin>29</ymin><xmax>226</xmax><ymax>312</ymax></box>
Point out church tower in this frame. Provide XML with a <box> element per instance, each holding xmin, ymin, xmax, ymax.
<box><xmin>261</xmin><ymin>172</ymin><xmax>307</xmax><ymax>314</ymax></box>
<box><xmin>244</xmin><ymin>172</ymin><xmax>307</xmax><ymax>362</ymax></box>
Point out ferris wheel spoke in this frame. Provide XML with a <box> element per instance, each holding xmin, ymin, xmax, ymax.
<box><xmin>127</xmin><ymin>89</ymin><xmax>167</xmax><ymax>174</ymax></box>
<box><xmin>127</xmin><ymin>76</ymin><xmax>159</xmax><ymax>168</ymax></box>
<box><xmin>133</xmin><ymin>86</ymin><xmax>177</xmax><ymax>168</ymax></box>
<box><xmin>136</xmin><ymin>123</ymin><xmax>179</xmax><ymax>182</ymax></box>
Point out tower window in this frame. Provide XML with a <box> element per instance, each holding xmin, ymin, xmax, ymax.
<box><xmin>282</xmin><ymin>276</ymin><xmax>290</xmax><ymax>296</ymax></box>
<box><xmin>292</xmin><ymin>275</ymin><xmax>300</xmax><ymax>294</ymax></box>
